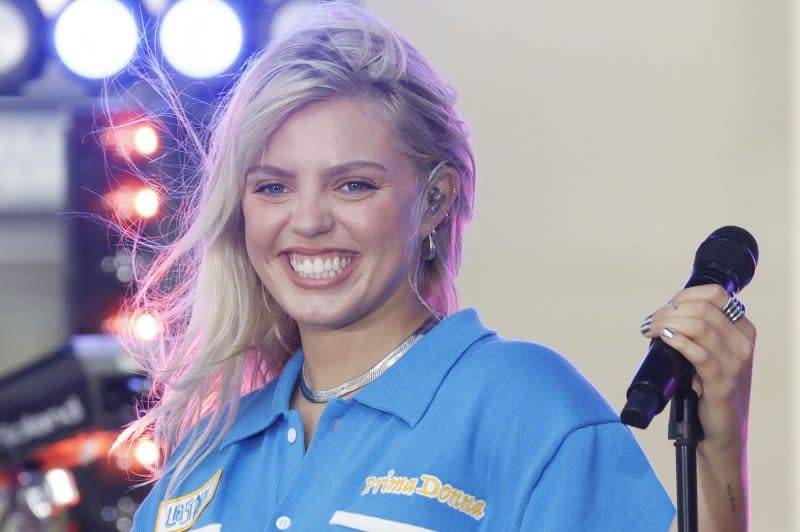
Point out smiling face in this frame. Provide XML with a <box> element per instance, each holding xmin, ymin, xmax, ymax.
<box><xmin>241</xmin><ymin>97</ymin><xmax>427</xmax><ymax>332</ymax></box>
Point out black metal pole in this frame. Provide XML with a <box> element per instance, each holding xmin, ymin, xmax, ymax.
<box><xmin>674</xmin><ymin>437</ymin><xmax>698</xmax><ymax>532</ymax></box>
<box><xmin>668</xmin><ymin>388</ymin><xmax>703</xmax><ymax>532</ymax></box>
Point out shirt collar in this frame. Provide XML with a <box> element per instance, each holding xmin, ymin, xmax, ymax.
<box><xmin>220</xmin><ymin>308</ymin><xmax>494</xmax><ymax>447</ymax></box>
<box><xmin>219</xmin><ymin>353</ymin><xmax>302</xmax><ymax>449</ymax></box>
<box><xmin>351</xmin><ymin>308</ymin><xmax>494</xmax><ymax>427</ymax></box>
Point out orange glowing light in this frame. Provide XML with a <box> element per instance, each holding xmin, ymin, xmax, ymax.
<box><xmin>104</xmin><ymin>186</ymin><xmax>135</xmax><ymax>219</ymax></box>
<box><xmin>45</xmin><ymin>468</ymin><xmax>80</xmax><ymax>507</ymax></box>
<box><xmin>133</xmin><ymin>187</ymin><xmax>159</xmax><ymax>218</ymax></box>
<box><xmin>103</xmin><ymin>311</ymin><xmax>161</xmax><ymax>342</ymax></box>
<box><xmin>133</xmin><ymin>312</ymin><xmax>160</xmax><ymax>341</ymax></box>
<box><xmin>133</xmin><ymin>124</ymin><xmax>159</xmax><ymax>155</ymax></box>
<box><xmin>101</xmin><ymin>119</ymin><xmax>161</xmax><ymax>159</ymax></box>
<box><xmin>104</xmin><ymin>185</ymin><xmax>159</xmax><ymax>219</ymax></box>
<box><xmin>133</xmin><ymin>438</ymin><xmax>159</xmax><ymax>467</ymax></box>
<box><xmin>32</xmin><ymin>431</ymin><xmax>116</xmax><ymax>471</ymax></box>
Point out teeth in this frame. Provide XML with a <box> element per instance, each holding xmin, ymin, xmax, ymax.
<box><xmin>289</xmin><ymin>253</ymin><xmax>352</xmax><ymax>278</ymax></box>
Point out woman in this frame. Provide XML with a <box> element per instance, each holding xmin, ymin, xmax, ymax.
<box><xmin>125</xmin><ymin>4</ymin><xmax>754</xmax><ymax>531</ymax></box>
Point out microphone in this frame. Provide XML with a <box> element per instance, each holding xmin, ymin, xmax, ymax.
<box><xmin>620</xmin><ymin>226</ymin><xmax>758</xmax><ymax>429</ymax></box>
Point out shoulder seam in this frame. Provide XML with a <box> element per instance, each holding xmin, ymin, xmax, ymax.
<box><xmin>517</xmin><ymin>419</ymin><xmax>624</xmax><ymax>527</ymax></box>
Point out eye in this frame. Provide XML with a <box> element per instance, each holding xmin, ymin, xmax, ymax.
<box><xmin>338</xmin><ymin>181</ymin><xmax>376</xmax><ymax>194</ymax></box>
<box><xmin>255</xmin><ymin>183</ymin><xmax>290</xmax><ymax>195</ymax></box>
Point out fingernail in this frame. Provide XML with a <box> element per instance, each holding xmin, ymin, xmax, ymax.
<box><xmin>661</xmin><ymin>327</ymin><xmax>675</xmax><ymax>340</ymax></box>
<box><xmin>639</xmin><ymin>315</ymin><xmax>654</xmax><ymax>335</ymax></box>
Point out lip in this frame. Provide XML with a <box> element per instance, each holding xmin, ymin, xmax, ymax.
<box><xmin>281</xmin><ymin>247</ymin><xmax>356</xmax><ymax>256</ymax></box>
<box><xmin>280</xmin><ymin>249</ymin><xmax>359</xmax><ymax>290</ymax></box>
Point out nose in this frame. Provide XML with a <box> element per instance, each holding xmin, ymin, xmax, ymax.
<box><xmin>290</xmin><ymin>189</ymin><xmax>334</xmax><ymax>238</ymax></box>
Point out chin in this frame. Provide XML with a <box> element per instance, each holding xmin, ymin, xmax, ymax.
<box><xmin>278</xmin><ymin>297</ymin><xmax>360</xmax><ymax>329</ymax></box>
<box><xmin>292</xmin><ymin>310</ymin><xmax>361</xmax><ymax>331</ymax></box>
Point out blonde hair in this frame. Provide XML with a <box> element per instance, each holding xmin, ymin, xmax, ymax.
<box><xmin>118</xmin><ymin>2</ymin><xmax>475</xmax><ymax>493</ymax></box>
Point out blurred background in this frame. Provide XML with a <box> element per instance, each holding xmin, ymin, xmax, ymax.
<box><xmin>0</xmin><ymin>0</ymin><xmax>794</xmax><ymax>530</ymax></box>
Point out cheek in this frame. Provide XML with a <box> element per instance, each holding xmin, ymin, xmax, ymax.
<box><xmin>241</xmin><ymin>225</ymin><xmax>260</xmax><ymax>271</ymax></box>
<box><xmin>348</xmin><ymin>201</ymin><xmax>418</xmax><ymax>250</ymax></box>
<box><xmin>373</xmin><ymin>208</ymin><xmax>420</xmax><ymax>267</ymax></box>
<box><xmin>243</xmin><ymin>201</ymin><xmax>277</xmax><ymax>238</ymax></box>
<box><xmin>395</xmin><ymin>197</ymin><xmax>423</xmax><ymax>246</ymax></box>
<box><xmin>241</xmin><ymin>205</ymin><xmax>280</xmax><ymax>262</ymax></box>
<box><xmin>241</xmin><ymin>210</ymin><xmax>259</xmax><ymax>254</ymax></box>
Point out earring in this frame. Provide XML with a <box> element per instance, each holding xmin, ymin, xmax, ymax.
<box><xmin>424</xmin><ymin>161</ymin><xmax>449</xmax><ymax>217</ymax></box>
<box><xmin>425</xmin><ymin>186</ymin><xmax>445</xmax><ymax>217</ymax></box>
<box><xmin>425</xmin><ymin>229</ymin><xmax>436</xmax><ymax>261</ymax></box>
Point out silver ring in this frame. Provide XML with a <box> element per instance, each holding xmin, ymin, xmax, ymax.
<box><xmin>721</xmin><ymin>293</ymin><xmax>746</xmax><ymax>322</ymax></box>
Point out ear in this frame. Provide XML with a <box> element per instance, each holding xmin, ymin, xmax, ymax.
<box><xmin>420</xmin><ymin>164</ymin><xmax>459</xmax><ymax>236</ymax></box>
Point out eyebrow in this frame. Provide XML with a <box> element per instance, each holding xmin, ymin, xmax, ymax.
<box><xmin>245</xmin><ymin>160</ymin><xmax>389</xmax><ymax>179</ymax></box>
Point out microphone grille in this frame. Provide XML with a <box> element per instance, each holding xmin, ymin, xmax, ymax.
<box><xmin>694</xmin><ymin>226</ymin><xmax>758</xmax><ymax>292</ymax></box>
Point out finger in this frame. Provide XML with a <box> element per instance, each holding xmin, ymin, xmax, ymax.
<box><xmin>643</xmin><ymin>301</ymin><xmax>752</xmax><ymax>364</ymax></box>
<box><xmin>650</xmin><ymin>315</ymin><xmax>743</xmax><ymax>376</ymax></box>
<box><xmin>659</xmin><ymin>327</ymin><xmax>732</xmax><ymax>402</ymax></box>
<box><xmin>642</xmin><ymin>314</ymin><xmax>752</xmax><ymax>381</ymax></box>
<box><xmin>669</xmin><ymin>284</ymin><xmax>731</xmax><ymax>307</ymax></box>
<box><xmin>691</xmin><ymin>373</ymin><xmax>704</xmax><ymax>398</ymax></box>
<box><xmin>668</xmin><ymin>285</ymin><xmax>756</xmax><ymax>342</ymax></box>
<box><xmin>642</xmin><ymin>293</ymin><xmax>755</xmax><ymax>357</ymax></box>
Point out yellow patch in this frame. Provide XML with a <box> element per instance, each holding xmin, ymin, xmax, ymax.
<box><xmin>155</xmin><ymin>470</ymin><xmax>222</xmax><ymax>532</ymax></box>
<box><xmin>361</xmin><ymin>470</ymin><xmax>486</xmax><ymax>520</ymax></box>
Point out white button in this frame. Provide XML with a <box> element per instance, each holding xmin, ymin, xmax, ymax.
<box><xmin>276</xmin><ymin>515</ymin><xmax>291</xmax><ymax>529</ymax></box>
<box><xmin>287</xmin><ymin>427</ymin><xmax>297</xmax><ymax>444</ymax></box>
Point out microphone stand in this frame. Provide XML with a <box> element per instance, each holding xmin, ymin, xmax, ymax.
<box><xmin>667</xmin><ymin>382</ymin><xmax>703</xmax><ymax>532</ymax></box>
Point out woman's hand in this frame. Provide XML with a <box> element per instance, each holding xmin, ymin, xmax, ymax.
<box><xmin>641</xmin><ymin>284</ymin><xmax>755</xmax><ymax>532</ymax></box>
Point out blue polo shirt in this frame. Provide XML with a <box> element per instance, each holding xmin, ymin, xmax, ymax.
<box><xmin>133</xmin><ymin>308</ymin><xmax>674</xmax><ymax>531</ymax></box>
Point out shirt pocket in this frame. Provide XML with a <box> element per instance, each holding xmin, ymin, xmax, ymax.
<box><xmin>329</xmin><ymin>510</ymin><xmax>436</xmax><ymax>532</ymax></box>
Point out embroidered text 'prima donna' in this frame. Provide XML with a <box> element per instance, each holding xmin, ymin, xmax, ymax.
<box><xmin>361</xmin><ymin>470</ymin><xmax>486</xmax><ymax>520</ymax></box>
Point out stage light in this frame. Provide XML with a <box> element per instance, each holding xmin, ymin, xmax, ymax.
<box><xmin>0</xmin><ymin>0</ymin><xmax>44</xmax><ymax>94</ymax></box>
<box><xmin>104</xmin><ymin>185</ymin><xmax>160</xmax><ymax>220</ymax></box>
<box><xmin>134</xmin><ymin>188</ymin><xmax>160</xmax><ymax>218</ymax></box>
<box><xmin>159</xmin><ymin>0</ymin><xmax>244</xmax><ymax>78</ymax></box>
<box><xmin>269</xmin><ymin>0</ymin><xmax>317</xmax><ymax>39</ymax></box>
<box><xmin>141</xmin><ymin>0</ymin><xmax>168</xmax><ymax>15</ymax></box>
<box><xmin>132</xmin><ymin>313</ymin><xmax>160</xmax><ymax>341</ymax></box>
<box><xmin>54</xmin><ymin>0</ymin><xmax>139</xmax><ymax>79</ymax></box>
<box><xmin>105</xmin><ymin>311</ymin><xmax>161</xmax><ymax>341</ymax></box>
<box><xmin>44</xmin><ymin>468</ymin><xmax>80</xmax><ymax>507</ymax></box>
<box><xmin>133</xmin><ymin>124</ymin><xmax>159</xmax><ymax>155</ymax></box>
<box><xmin>35</xmin><ymin>0</ymin><xmax>69</xmax><ymax>18</ymax></box>
<box><xmin>23</xmin><ymin>484</ymin><xmax>52</xmax><ymax>519</ymax></box>
<box><xmin>132</xmin><ymin>438</ymin><xmax>159</xmax><ymax>467</ymax></box>
<box><xmin>0</xmin><ymin>3</ymin><xmax>31</xmax><ymax>75</ymax></box>
<box><xmin>102</xmin><ymin>119</ymin><xmax>162</xmax><ymax>160</ymax></box>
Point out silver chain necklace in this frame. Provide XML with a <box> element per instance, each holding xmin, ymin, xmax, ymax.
<box><xmin>299</xmin><ymin>316</ymin><xmax>439</xmax><ymax>404</ymax></box>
